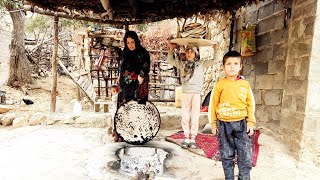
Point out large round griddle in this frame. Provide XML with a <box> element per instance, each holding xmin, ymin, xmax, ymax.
<box><xmin>114</xmin><ymin>100</ymin><xmax>161</xmax><ymax>144</ymax></box>
<box><xmin>170</xmin><ymin>38</ymin><xmax>217</xmax><ymax>46</ymax></box>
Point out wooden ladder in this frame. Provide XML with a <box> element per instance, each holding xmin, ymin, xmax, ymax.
<box><xmin>58</xmin><ymin>60</ymin><xmax>96</xmax><ymax>104</ymax></box>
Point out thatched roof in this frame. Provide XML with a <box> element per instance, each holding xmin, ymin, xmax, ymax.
<box><xmin>24</xmin><ymin>0</ymin><xmax>284</xmax><ymax>24</ymax></box>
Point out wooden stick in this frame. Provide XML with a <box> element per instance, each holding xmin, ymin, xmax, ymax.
<box><xmin>77</xmin><ymin>35</ymin><xmax>84</xmax><ymax>101</ymax></box>
<box><xmin>24</xmin><ymin>5</ymin><xmax>123</xmax><ymax>25</ymax></box>
<box><xmin>50</xmin><ymin>14</ymin><xmax>59</xmax><ymax>113</ymax></box>
<box><xmin>149</xmin><ymin>99</ymin><xmax>175</xmax><ymax>102</ymax></box>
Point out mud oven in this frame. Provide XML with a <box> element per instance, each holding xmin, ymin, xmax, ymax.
<box><xmin>113</xmin><ymin>100</ymin><xmax>169</xmax><ymax>179</ymax></box>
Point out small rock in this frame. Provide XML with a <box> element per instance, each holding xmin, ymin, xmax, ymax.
<box><xmin>29</xmin><ymin>112</ymin><xmax>47</xmax><ymax>126</ymax></box>
<box><xmin>13</xmin><ymin>116</ymin><xmax>28</xmax><ymax>127</ymax></box>
<box><xmin>0</xmin><ymin>114</ymin><xmax>3</xmax><ymax>124</ymax></box>
<box><xmin>108</xmin><ymin>160</ymin><xmax>120</xmax><ymax>169</ymax></box>
<box><xmin>2</xmin><ymin>113</ymin><xmax>16</xmax><ymax>126</ymax></box>
<box><xmin>0</xmin><ymin>105</ymin><xmax>14</xmax><ymax>113</ymax></box>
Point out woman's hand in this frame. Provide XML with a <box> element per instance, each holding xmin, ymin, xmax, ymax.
<box><xmin>138</xmin><ymin>75</ymin><xmax>144</xmax><ymax>84</ymax></box>
<box><xmin>213</xmin><ymin>44</ymin><xmax>219</xmax><ymax>51</ymax></box>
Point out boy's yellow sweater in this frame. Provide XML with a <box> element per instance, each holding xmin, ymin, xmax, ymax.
<box><xmin>211</xmin><ymin>78</ymin><xmax>255</xmax><ymax>128</ymax></box>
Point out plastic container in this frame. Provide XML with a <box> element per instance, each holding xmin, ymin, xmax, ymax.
<box><xmin>175</xmin><ymin>86</ymin><xmax>182</xmax><ymax>108</ymax></box>
<box><xmin>73</xmin><ymin>101</ymin><xmax>82</xmax><ymax>116</ymax></box>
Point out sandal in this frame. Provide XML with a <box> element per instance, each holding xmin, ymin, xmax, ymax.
<box><xmin>189</xmin><ymin>142</ymin><xmax>198</xmax><ymax>149</ymax></box>
<box><xmin>181</xmin><ymin>141</ymin><xmax>189</xmax><ymax>149</ymax></box>
<box><xmin>112</xmin><ymin>130</ymin><xmax>122</xmax><ymax>142</ymax></box>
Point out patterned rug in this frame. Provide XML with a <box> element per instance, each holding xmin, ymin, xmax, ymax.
<box><xmin>165</xmin><ymin>129</ymin><xmax>260</xmax><ymax>167</ymax></box>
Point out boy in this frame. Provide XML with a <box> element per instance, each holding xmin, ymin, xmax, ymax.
<box><xmin>211</xmin><ymin>51</ymin><xmax>255</xmax><ymax>180</ymax></box>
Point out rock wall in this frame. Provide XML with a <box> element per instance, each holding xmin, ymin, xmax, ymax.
<box><xmin>0</xmin><ymin>14</ymin><xmax>12</xmax><ymax>88</ymax></box>
<box><xmin>202</xmin><ymin>13</ymin><xmax>231</xmax><ymax>98</ymax></box>
<box><xmin>283</xmin><ymin>0</ymin><xmax>320</xmax><ymax>166</ymax></box>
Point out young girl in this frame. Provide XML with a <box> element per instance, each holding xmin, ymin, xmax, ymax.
<box><xmin>110</xmin><ymin>84</ymin><xmax>119</xmax><ymax>140</ymax></box>
<box><xmin>167</xmin><ymin>43</ymin><xmax>217</xmax><ymax>149</ymax></box>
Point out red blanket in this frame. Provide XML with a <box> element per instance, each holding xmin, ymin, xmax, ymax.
<box><xmin>166</xmin><ymin>129</ymin><xmax>260</xmax><ymax>167</ymax></box>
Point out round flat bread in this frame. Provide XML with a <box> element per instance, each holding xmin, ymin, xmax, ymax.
<box><xmin>114</xmin><ymin>100</ymin><xmax>161</xmax><ymax>144</ymax></box>
<box><xmin>170</xmin><ymin>38</ymin><xmax>217</xmax><ymax>46</ymax></box>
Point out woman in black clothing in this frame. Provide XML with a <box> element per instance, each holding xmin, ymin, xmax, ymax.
<box><xmin>118</xmin><ymin>31</ymin><xmax>150</xmax><ymax>107</ymax></box>
<box><xmin>113</xmin><ymin>31</ymin><xmax>150</xmax><ymax>142</ymax></box>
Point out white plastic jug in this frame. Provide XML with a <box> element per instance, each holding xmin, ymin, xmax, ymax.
<box><xmin>73</xmin><ymin>101</ymin><xmax>82</xmax><ymax>116</ymax></box>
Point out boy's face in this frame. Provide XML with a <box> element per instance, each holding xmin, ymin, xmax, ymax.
<box><xmin>111</xmin><ymin>88</ymin><xmax>118</xmax><ymax>95</ymax></box>
<box><xmin>185</xmin><ymin>49</ymin><xmax>195</xmax><ymax>62</ymax></box>
<box><xmin>223</xmin><ymin>57</ymin><xmax>242</xmax><ymax>78</ymax></box>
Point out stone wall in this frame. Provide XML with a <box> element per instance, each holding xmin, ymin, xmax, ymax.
<box><xmin>202</xmin><ymin>13</ymin><xmax>231</xmax><ymax>97</ymax></box>
<box><xmin>233</xmin><ymin>0</ymin><xmax>320</xmax><ymax>166</ymax></box>
<box><xmin>233</xmin><ymin>0</ymin><xmax>290</xmax><ymax>129</ymax></box>
<box><xmin>282</xmin><ymin>0</ymin><xmax>320</xmax><ymax>166</ymax></box>
<box><xmin>0</xmin><ymin>14</ymin><xmax>12</xmax><ymax>88</ymax></box>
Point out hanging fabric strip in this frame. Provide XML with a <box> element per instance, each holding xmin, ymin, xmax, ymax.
<box><xmin>241</xmin><ymin>25</ymin><xmax>256</xmax><ymax>57</ymax></box>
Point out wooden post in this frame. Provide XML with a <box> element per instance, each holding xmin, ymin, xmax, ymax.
<box><xmin>84</xmin><ymin>31</ymin><xmax>91</xmax><ymax>72</ymax></box>
<box><xmin>229</xmin><ymin>11</ymin><xmax>236</xmax><ymax>51</ymax></box>
<box><xmin>77</xmin><ymin>35</ymin><xmax>85</xmax><ymax>101</ymax></box>
<box><xmin>50</xmin><ymin>14</ymin><xmax>59</xmax><ymax>113</ymax></box>
<box><xmin>76</xmin><ymin>48</ymin><xmax>82</xmax><ymax>101</ymax></box>
<box><xmin>125</xmin><ymin>21</ymin><xmax>129</xmax><ymax>31</ymax></box>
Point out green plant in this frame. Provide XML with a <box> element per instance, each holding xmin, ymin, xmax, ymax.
<box><xmin>136</xmin><ymin>24</ymin><xmax>147</xmax><ymax>32</ymax></box>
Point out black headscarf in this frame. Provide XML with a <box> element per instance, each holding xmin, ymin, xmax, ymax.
<box><xmin>121</xmin><ymin>31</ymin><xmax>150</xmax><ymax>77</ymax></box>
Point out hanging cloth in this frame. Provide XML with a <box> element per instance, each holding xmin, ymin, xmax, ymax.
<box><xmin>241</xmin><ymin>25</ymin><xmax>256</xmax><ymax>57</ymax></box>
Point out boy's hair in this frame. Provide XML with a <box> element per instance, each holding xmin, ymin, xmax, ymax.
<box><xmin>111</xmin><ymin>84</ymin><xmax>119</xmax><ymax>92</ymax></box>
<box><xmin>222</xmin><ymin>51</ymin><xmax>242</xmax><ymax>65</ymax></box>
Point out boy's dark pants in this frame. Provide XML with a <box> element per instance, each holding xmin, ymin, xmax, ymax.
<box><xmin>217</xmin><ymin>119</ymin><xmax>252</xmax><ymax>180</ymax></box>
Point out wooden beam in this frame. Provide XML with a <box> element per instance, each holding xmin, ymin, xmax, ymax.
<box><xmin>125</xmin><ymin>21</ymin><xmax>129</xmax><ymax>31</ymax></box>
<box><xmin>100</xmin><ymin>0</ymin><xmax>113</xmax><ymax>20</ymax></box>
<box><xmin>50</xmin><ymin>14</ymin><xmax>59</xmax><ymax>113</ymax></box>
<box><xmin>23</xmin><ymin>5</ymin><xmax>168</xmax><ymax>25</ymax></box>
<box><xmin>24</xmin><ymin>5</ymin><xmax>124</xmax><ymax>25</ymax></box>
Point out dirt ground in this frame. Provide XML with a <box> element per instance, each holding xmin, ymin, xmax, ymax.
<box><xmin>1</xmin><ymin>76</ymin><xmax>320</xmax><ymax>180</ymax></box>
<box><xmin>2</xmin><ymin>76</ymin><xmax>90</xmax><ymax>114</ymax></box>
<box><xmin>1</xmin><ymin>126</ymin><xmax>320</xmax><ymax>180</ymax></box>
